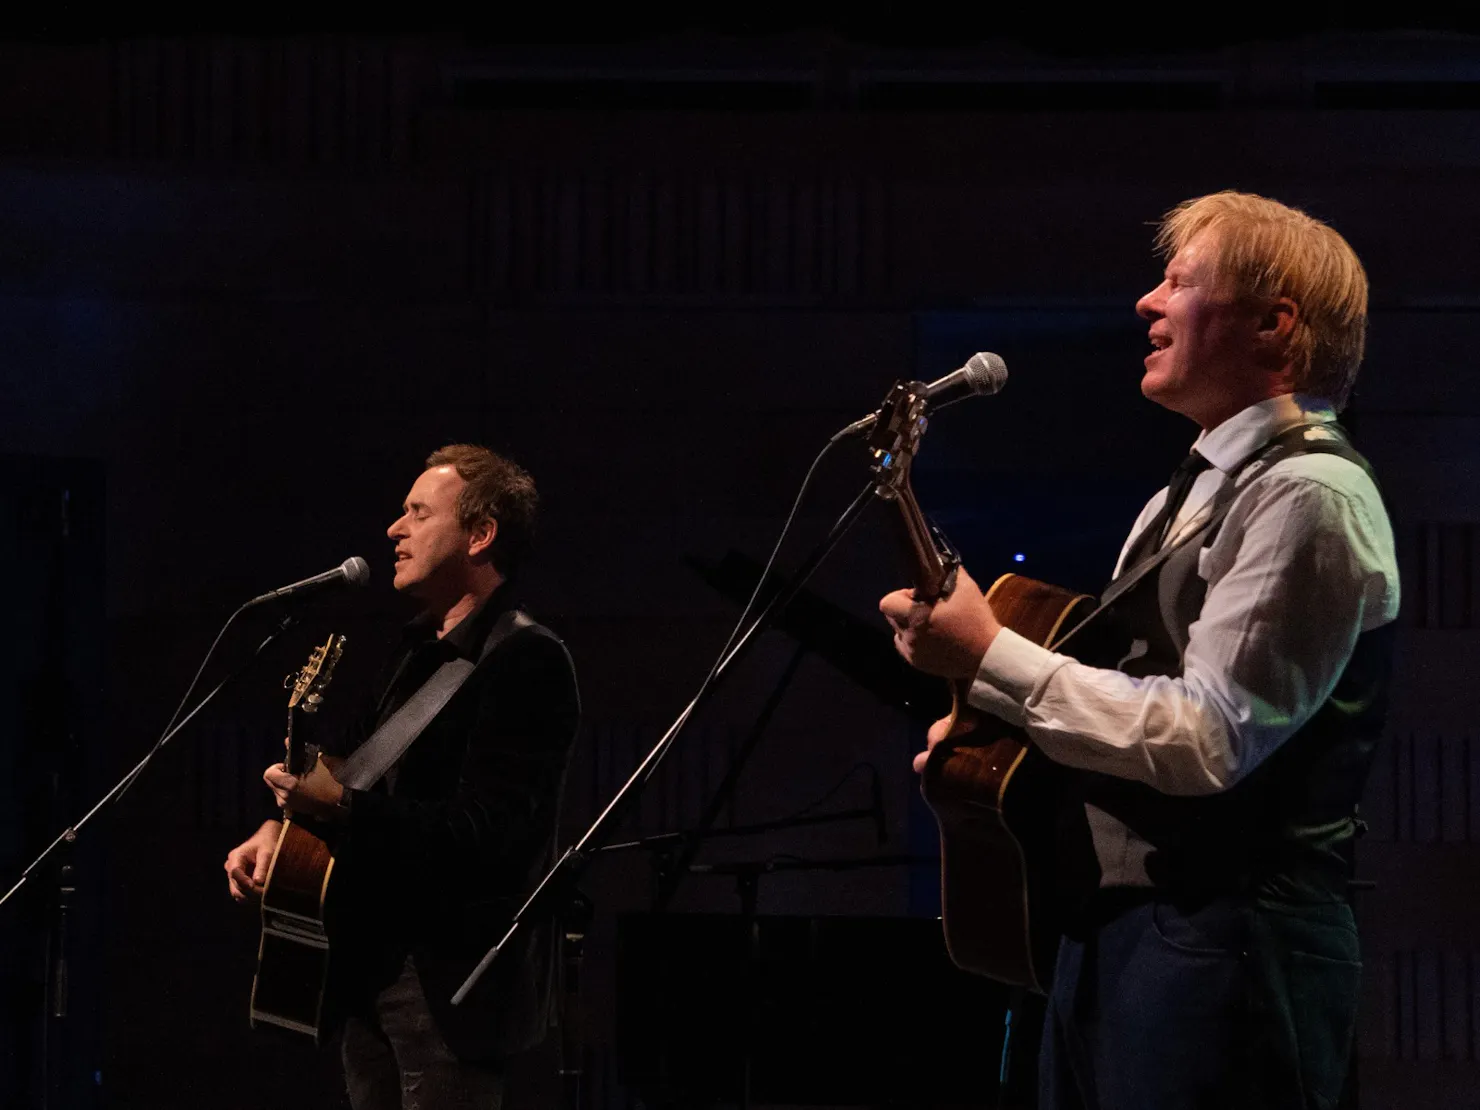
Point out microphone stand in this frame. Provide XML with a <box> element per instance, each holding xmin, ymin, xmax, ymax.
<box><xmin>603</xmin><ymin>801</ymin><xmax>890</xmax><ymax>912</ymax></box>
<box><xmin>650</xmin><ymin>639</ymin><xmax>810</xmax><ymax>911</ymax></box>
<box><xmin>601</xmin><ymin>807</ymin><xmax>886</xmax><ymax>858</ymax></box>
<box><xmin>38</xmin><ymin>831</ymin><xmax>73</xmax><ymax>1110</ymax></box>
<box><xmin>0</xmin><ymin>612</ymin><xmax>299</xmax><ymax>914</ymax></box>
<box><xmin>4</xmin><ymin>604</ymin><xmax>296</xmax><ymax>1110</ymax></box>
<box><xmin>452</xmin><ymin>478</ymin><xmax>881</xmax><ymax>1006</ymax></box>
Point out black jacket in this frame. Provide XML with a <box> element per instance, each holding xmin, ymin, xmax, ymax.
<box><xmin>322</xmin><ymin>588</ymin><xmax>580</xmax><ymax>1060</ymax></box>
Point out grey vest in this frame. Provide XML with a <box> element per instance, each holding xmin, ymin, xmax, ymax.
<box><xmin>1072</xmin><ymin>423</ymin><xmax>1395</xmax><ymax>903</ymax></box>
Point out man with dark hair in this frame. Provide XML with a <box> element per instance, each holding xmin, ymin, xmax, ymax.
<box><xmin>225</xmin><ymin>444</ymin><xmax>579</xmax><ymax>1109</ymax></box>
<box><xmin>882</xmin><ymin>193</ymin><xmax>1399</xmax><ymax>1108</ymax></box>
<box><xmin>423</xmin><ymin>444</ymin><xmax>539</xmax><ymax>578</ymax></box>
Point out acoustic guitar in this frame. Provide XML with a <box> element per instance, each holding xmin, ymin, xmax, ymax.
<box><xmin>248</xmin><ymin>632</ymin><xmax>346</xmax><ymax>1041</ymax></box>
<box><xmin>867</xmin><ymin>381</ymin><xmax>1099</xmax><ymax>994</ymax></box>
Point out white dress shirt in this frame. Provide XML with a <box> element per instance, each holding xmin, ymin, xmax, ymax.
<box><xmin>966</xmin><ymin>394</ymin><xmax>1400</xmax><ymax>882</ymax></box>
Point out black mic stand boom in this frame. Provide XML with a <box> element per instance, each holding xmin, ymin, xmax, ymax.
<box><xmin>0</xmin><ymin>612</ymin><xmax>300</xmax><ymax>913</ymax></box>
<box><xmin>452</xmin><ymin>479</ymin><xmax>880</xmax><ymax>1005</ymax></box>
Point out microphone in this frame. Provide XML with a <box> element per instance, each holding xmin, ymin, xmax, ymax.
<box><xmin>245</xmin><ymin>557</ymin><xmax>371</xmax><ymax>608</ymax></box>
<box><xmin>837</xmin><ymin>351</ymin><xmax>1008</xmax><ymax>439</ymax></box>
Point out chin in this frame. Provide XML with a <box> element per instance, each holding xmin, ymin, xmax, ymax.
<box><xmin>1140</xmin><ymin>370</ymin><xmax>1169</xmax><ymax>405</ymax></box>
<box><xmin>1140</xmin><ymin>370</ymin><xmax>1191</xmax><ymax>417</ymax></box>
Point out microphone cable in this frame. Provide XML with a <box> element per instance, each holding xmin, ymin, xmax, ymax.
<box><xmin>115</xmin><ymin>555</ymin><xmax>364</xmax><ymax>802</ymax></box>
<box><xmin>636</xmin><ymin>424</ymin><xmax>872</xmax><ymax>790</ymax></box>
<box><xmin>114</xmin><ymin>598</ymin><xmax>284</xmax><ymax>805</ymax></box>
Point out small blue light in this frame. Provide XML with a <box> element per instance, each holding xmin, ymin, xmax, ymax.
<box><xmin>1013</xmin><ymin>553</ymin><xmax>1025</xmax><ymax>563</ymax></box>
<box><xmin>882</xmin><ymin>452</ymin><xmax>893</xmax><ymax>468</ymax></box>
<box><xmin>95</xmin><ymin>1071</ymin><xmax>103</xmax><ymax>1086</ymax></box>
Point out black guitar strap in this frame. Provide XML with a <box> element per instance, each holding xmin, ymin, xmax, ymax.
<box><xmin>337</xmin><ymin>608</ymin><xmax>535</xmax><ymax>792</ymax></box>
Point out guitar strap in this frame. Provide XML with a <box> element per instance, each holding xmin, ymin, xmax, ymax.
<box><xmin>337</xmin><ymin>608</ymin><xmax>535</xmax><ymax>792</ymax></box>
<box><xmin>1052</xmin><ymin>421</ymin><xmax>1350</xmax><ymax>655</ymax></box>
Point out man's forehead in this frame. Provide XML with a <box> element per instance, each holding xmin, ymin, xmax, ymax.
<box><xmin>1167</xmin><ymin>228</ymin><xmax>1221</xmax><ymax>273</ymax></box>
<box><xmin>406</xmin><ymin>465</ymin><xmax>464</xmax><ymax>502</ymax></box>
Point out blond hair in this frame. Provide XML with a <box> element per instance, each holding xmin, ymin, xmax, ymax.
<box><xmin>1155</xmin><ymin>191</ymin><xmax>1368</xmax><ymax>410</ymax></box>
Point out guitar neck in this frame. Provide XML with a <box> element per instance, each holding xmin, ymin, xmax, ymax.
<box><xmin>863</xmin><ymin>379</ymin><xmax>960</xmax><ymax>602</ymax></box>
<box><xmin>891</xmin><ymin>476</ymin><xmax>959</xmax><ymax>602</ymax></box>
<box><xmin>285</xmin><ymin>709</ymin><xmax>318</xmax><ymax>778</ymax></box>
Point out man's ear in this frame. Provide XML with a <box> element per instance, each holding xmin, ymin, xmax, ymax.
<box><xmin>467</xmin><ymin>518</ymin><xmax>498</xmax><ymax>561</ymax></box>
<box><xmin>1258</xmin><ymin>297</ymin><xmax>1299</xmax><ymax>343</ymax></box>
<box><xmin>1254</xmin><ymin>296</ymin><xmax>1299</xmax><ymax>376</ymax></box>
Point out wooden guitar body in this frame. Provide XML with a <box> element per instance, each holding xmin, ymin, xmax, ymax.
<box><xmin>247</xmin><ymin>633</ymin><xmax>345</xmax><ymax>1043</ymax></box>
<box><xmin>866</xmin><ymin>375</ymin><xmax>1106</xmax><ymax>992</ymax></box>
<box><xmin>920</xmin><ymin>573</ymin><xmax>1100</xmax><ymax>994</ymax></box>
<box><xmin>250</xmin><ymin>819</ymin><xmax>335</xmax><ymax>1040</ymax></box>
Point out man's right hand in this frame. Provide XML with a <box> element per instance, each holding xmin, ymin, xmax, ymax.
<box><xmin>224</xmin><ymin>819</ymin><xmax>282</xmax><ymax>902</ymax></box>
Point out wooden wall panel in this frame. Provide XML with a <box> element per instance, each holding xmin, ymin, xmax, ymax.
<box><xmin>467</xmin><ymin>168</ymin><xmax>891</xmax><ymax>303</ymax></box>
<box><xmin>105</xmin><ymin>37</ymin><xmax>424</xmax><ymax>166</ymax></box>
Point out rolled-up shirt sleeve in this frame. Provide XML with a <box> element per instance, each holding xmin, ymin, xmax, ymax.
<box><xmin>967</xmin><ymin>460</ymin><xmax>1398</xmax><ymax>796</ymax></box>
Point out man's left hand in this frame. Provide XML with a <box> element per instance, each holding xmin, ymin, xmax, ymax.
<box><xmin>879</xmin><ymin>567</ymin><xmax>1002</xmax><ymax>679</ymax></box>
<box><xmin>264</xmin><ymin>755</ymin><xmax>346</xmax><ymax>820</ymax></box>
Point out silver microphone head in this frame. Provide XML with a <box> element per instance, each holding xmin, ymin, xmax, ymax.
<box><xmin>835</xmin><ymin>351</ymin><xmax>1008</xmax><ymax>441</ymax></box>
<box><xmin>962</xmin><ymin>351</ymin><xmax>1008</xmax><ymax>395</ymax></box>
<box><xmin>340</xmin><ymin>556</ymin><xmax>371</xmax><ymax>588</ymax></box>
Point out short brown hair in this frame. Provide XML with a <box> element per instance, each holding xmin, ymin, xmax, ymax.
<box><xmin>1155</xmin><ymin>191</ymin><xmax>1369</xmax><ymax>410</ymax></box>
<box><xmin>424</xmin><ymin>444</ymin><xmax>538</xmax><ymax>575</ymax></box>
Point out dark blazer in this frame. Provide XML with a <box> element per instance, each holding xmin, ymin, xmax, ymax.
<box><xmin>323</xmin><ymin>589</ymin><xmax>580</xmax><ymax>1060</ymax></box>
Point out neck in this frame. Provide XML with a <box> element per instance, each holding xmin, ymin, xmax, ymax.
<box><xmin>428</xmin><ymin>567</ymin><xmax>506</xmax><ymax>638</ymax></box>
<box><xmin>1192</xmin><ymin>381</ymin><xmax>1297</xmax><ymax>433</ymax></box>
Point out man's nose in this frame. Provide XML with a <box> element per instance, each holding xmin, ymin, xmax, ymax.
<box><xmin>1136</xmin><ymin>284</ymin><xmax>1165</xmax><ymax>321</ymax></box>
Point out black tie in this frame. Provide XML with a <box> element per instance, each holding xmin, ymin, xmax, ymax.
<box><xmin>1153</xmin><ymin>449</ymin><xmax>1213</xmax><ymax>549</ymax></box>
<box><xmin>1119</xmin><ymin>450</ymin><xmax>1214</xmax><ymax>574</ymax></box>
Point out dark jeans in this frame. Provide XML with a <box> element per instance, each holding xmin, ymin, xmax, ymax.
<box><xmin>1040</xmin><ymin>893</ymin><xmax>1361</xmax><ymax>1110</ymax></box>
<box><xmin>341</xmin><ymin>958</ymin><xmax>505</xmax><ymax>1110</ymax></box>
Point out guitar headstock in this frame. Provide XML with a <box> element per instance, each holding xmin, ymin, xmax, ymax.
<box><xmin>286</xmin><ymin>634</ymin><xmax>347</xmax><ymax>714</ymax></box>
<box><xmin>866</xmin><ymin>381</ymin><xmax>932</xmax><ymax>500</ymax></box>
<box><xmin>865</xmin><ymin>380</ymin><xmax>960</xmax><ymax>601</ymax></box>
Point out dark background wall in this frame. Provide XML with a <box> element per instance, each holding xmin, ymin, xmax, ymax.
<box><xmin>1</xmin><ymin>12</ymin><xmax>1478</xmax><ymax>1108</ymax></box>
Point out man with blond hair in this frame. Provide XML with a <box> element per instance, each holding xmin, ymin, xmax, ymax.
<box><xmin>225</xmin><ymin>444</ymin><xmax>580</xmax><ymax>1110</ymax></box>
<box><xmin>882</xmin><ymin>193</ymin><xmax>1398</xmax><ymax>1108</ymax></box>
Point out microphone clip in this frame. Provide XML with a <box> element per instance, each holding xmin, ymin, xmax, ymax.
<box><xmin>832</xmin><ymin>352</ymin><xmax>1007</xmax><ymax>444</ymax></box>
<box><xmin>834</xmin><ymin>377</ymin><xmax>927</xmax><ymax>442</ymax></box>
<box><xmin>865</xmin><ymin>380</ymin><xmax>933</xmax><ymax>500</ymax></box>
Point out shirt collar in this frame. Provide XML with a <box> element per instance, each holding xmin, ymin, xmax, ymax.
<box><xmin>1192</xmin><ymin>393</ymin><xmax>1336</xmax><ymax>475</ymax></box>
<box><xmin>403</xmin><ymin>585</ymin><xmax>514</xmax><ymax>661</ymax></box>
